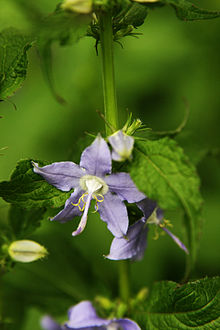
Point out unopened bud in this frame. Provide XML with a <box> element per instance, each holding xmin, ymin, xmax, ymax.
<box><xmin>8</xmin><ymin>240</ymin><xmax>47</xmax><ymax>263</ymax></box>
<box><xmin>136</xmin><ymin>287</ymin><xmax>149</xmax><ymax>301</ymax></box>
<box><xmin>108</xmin><ymin>130</ymin><xmax>134</xmax><ymax>162</ymax></box>
<box><xmin>95</xmin><ymin>296</ymin><xmax>114</xmax><ymax>310</ymax></box>
<box><xmin>61</xmin><ymin>0</ymin><xmax>92</xmax><ymax>14</ymax></box>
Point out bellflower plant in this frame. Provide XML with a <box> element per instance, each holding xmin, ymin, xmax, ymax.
<box><xmin>107</xmin><ymin>198</ymin><xmax>188</xmax><ymax>261</ymax></box>
<box><xmin>1</xmin><ymin>0</ymin><xmax>218</xmax><ymax>327</ymax></box>
<box><xmin>41</xmin><ymin>300</ymin><xmax>141</xmax><ymax>330</ymax></box>
<box><xmin>33</xmin><ymin>135</ymin><xmax>145</xmax><ymax>237</ymax></box>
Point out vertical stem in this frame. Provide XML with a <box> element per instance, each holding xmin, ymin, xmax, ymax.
<box><xmin>99</xmin><ymin>11</ymin><xmax>118</xmax><ymax>135</ymax></box>
<box><xmin>99</xmin><ymin>11</ymin><xmax>130</xmax><ymax>302</ymax></box>
<box><xmin>119</xmin><ymin>260</ymin><xmax>130</xmax><ymax>302</ymax></box>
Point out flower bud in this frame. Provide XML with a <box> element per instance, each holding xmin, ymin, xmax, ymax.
<box><xmin>108</xmin><ymin>130</ymin><xmax>134</xmax><ymax>162</ymax></box>
<box><xmin>61</xmin><ymin>0</ymin><xmax>92</xmax><ymax>14</ymax></box>
<box><xmin>95</xmin><ymin>296</ymin><xmax>114</xmax><ymax>310</ymax></box>
<box><xmin>8</xmin><ymin>240</ymin><xmax>47</xmax><ymax>263</ymax></box>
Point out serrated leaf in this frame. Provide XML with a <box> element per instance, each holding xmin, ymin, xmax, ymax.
<box><xmin>9</xmin><ymin>205</ymin><xmax>46</xmax><ymax>238</ymax></box>
<box><xmin>0</xmin><ymin>28</ymin><xmax>32</xmax><ymax>100</ymax></box>
<box><xmin>138</xmin><ymin>0</ymin><xmax>220</xmax><ymax>20</ymax></box>
<box><xmin>0</xmin><ymin>159</ymin><xmax>70</xmax><ymax>209</ymax></box>
<box><xmin>165</xmin><ymin>0</ymin><xmax>220</xmax><ymax>21</ymax></box>
<box><xmin>136</xmin><ymin>277</ymin><xmax>220</xmax><ymax>329</ymax></box>
<box><xmin>128</xmin><ymin>138</ymin><xmax>203</xmax><ymax>275</ymax></box>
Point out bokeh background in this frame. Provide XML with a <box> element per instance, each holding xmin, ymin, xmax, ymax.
<box><xmin>0</xmin><ymin>0</ymin><xmax>220</xmax><ymax>329</ymax></box>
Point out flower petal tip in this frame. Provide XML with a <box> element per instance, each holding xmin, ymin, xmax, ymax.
<box><xmin>184</xmin><ymin>246</ymin><xmax>189</xmax><ymax>255</ymax></box>
<box><xmin>72</xmin><ymin>227</ymin><xmax>82</xmax><ymax>236</ymax></box>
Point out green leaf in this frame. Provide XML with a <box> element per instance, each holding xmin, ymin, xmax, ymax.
<box><xmin>119</xmin><ymin>3</ymin><xmax>148</xmax><ymax>28</ymax></box>
<box><xmin>37</xmin><ymin>6</ymin><xmax>91</xmax><ymax>104</ymax></box>
<box><xmin>0</xmin><ymin>28</ymin><xmax>31</xmax><ymax>100</ymax></box>
<box><xmin>136</xmin><ymin>277</ymin><xmax>220</xmax><ymax>329</ymax></box>
<box><xmin>128</xmin><ymin>138</ymin><xmax>203</xmax><ymax>275</ymax></box>
<box><xmin>9</xmin><ymin>205</ymin><xmax>46</xmax><ymax>238</ymax></box>
<box><xmin>138</xmin><ymin>0</ymin><xmax>220</xmax><ymax>20</ymax></box>
<box><xmin>0</xmin><ymin>159</ymin><xmax>70</xmax><ymax>209</ymax></box>
<box><xmin>165</xmin><ymin>0</ymin><xmax>220</xmax><ymax>21</ymax></box>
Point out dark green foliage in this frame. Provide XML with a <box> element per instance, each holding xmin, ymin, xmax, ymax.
<box><xmin>114</xmin><ymin>2</ymin><xmax>148</xmax><ymax>29</ymax></box>
<box><xmin>128</xmin><ymin>138</ymin><xmax>203</xmax><ymax>271</ymax></box>
<box><xmin>166</xmin><ymin>0</ymin><xmax>220</xmax><ymax>21</ymax></box>
<box><xmin>0</xmin><ymin>159</ymin><xmax>70</xmax><ymax>209</ymax></box>
<box><xmin>0</xmin><ymin>28</ymin><xmax>31</xmax><ymax>100</ymax></box>
<box><xmin>134</xmin><ymin>277</ymin><xmax>220</xmax><ymax>329</ymax></box>
<box><xmin>9</xmin><ymin>206</ymin><xmax>46</xmax><ymax>238</ymax></box>
<box><xmin>137</xmin><ymin>0</ymin><xmax>220</xmax><ymax>21</ymax></box>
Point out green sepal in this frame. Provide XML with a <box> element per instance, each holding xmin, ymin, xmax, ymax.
<box><xmin>134</xmin><ymin>277</ymin><xmax>220</xmax><ymax>329</ymax></box>
<box><xmin>127</xmin><ymin>138</ymin><xmax>203</xmax><ymax>273</ymax></box>
<box><xmin>0</xmin><ymin>159</ymin><xmax>71</xmax><ymax>209</ymax></box>
<box><xmin>89</xmin><ymin>2</ymin><xmax>148</xmax><ymax>43</ymax></box>
<box><xmin>0</xmin><ymin>28</ymin><xmax>32</xmax><ymax>100</ymax></box>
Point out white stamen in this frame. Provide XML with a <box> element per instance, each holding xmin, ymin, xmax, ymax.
<box><xmin>72</xmin><ymin>193</ymin><xmax>93</xmax><ymax>236</ymax></box>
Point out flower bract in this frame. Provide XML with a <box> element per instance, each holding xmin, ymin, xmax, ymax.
<box><xmin>33</xmin><ymin>135</ymin><xmax>144</xmax><ymax>238</ymax></box>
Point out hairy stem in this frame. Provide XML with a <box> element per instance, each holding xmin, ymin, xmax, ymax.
<box><xmin>99</xmin><ymin>10</ymin><xmax>130</xmax><ymax>302</ymax></box>
<box><xmin>99</xmin><ymin>11</ymin><xmax>118</xmax><ymax>135</ymax></box>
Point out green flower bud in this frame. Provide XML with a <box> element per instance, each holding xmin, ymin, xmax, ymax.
<box><xmin>8</xmin><ymin>240</ymin><xmax>48</xmax><ymax>263</ymax></box>
<box><xmin>95</xmin><ymin>296</ymin><xmax>114</xmax><ymax>310</ymax></box>
<box><xmin>136</xmin><ymin>287</ymin><xmax>149</xmax><ymax>301</ymax></box>
<box><xmin>61</xmin><ymin>0</ymin><xmax>93</xmax><ymax>14</ymax></box>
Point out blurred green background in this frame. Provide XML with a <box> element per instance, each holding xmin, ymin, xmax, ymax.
<box><xmin>0</xmin><ymin>0</ymin><xmax>220</xmax><ymax>329</ymax></box>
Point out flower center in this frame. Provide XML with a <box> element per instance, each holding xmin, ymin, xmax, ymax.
<box><xmin>71</xmin><ymin>175</ymin><xmax>109</xmax><ymax>236</ymax></box>
<box><xmin>79</xmin><ymin>174</ymin><xmax>108</xmax><ymax>196</ymax></box>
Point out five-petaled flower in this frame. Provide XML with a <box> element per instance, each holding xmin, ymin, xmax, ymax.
<box><xmin>33</xmin><ymin>135</ymin><xmax>145</xmax><ymax>237</ymax></box>
<box><xmin>41</xmin><ymin>300</ymin><xmax>141</xmax><ymax>330</ymax></box>
<box><xmin>107</xmin><ymin>198</ymin><xmax>189</xmax><ymax>261</ymax></box>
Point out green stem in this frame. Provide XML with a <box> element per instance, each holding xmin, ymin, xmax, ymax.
<box><xmin>99</xmin><ymin>10</ymin><xmax>130</xmax><ymax>302</ymax></box>
<box><xmin>99</xmin><ymin>11</ymin><xmax>118</xmax><ymax>135</ymax></box>
<box><xmin>119</xmin><ymin>260</ymin><xmax>130</xmax><ymax>302</ymax></box>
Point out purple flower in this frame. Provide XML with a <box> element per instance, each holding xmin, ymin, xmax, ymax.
<box><xmin>41</xmin><ymin>300</ymin><xmax>141</xmax><ymax>330</ymax></box>
<box><xmin>33</xmin><ymin>135</ymin><xmax>144</xmax><ymax>237</ymax></box>
<box><xmin>107</xmin><ymin>198</ymin><xmax>188</xmax><ymax>261</ymax></box>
